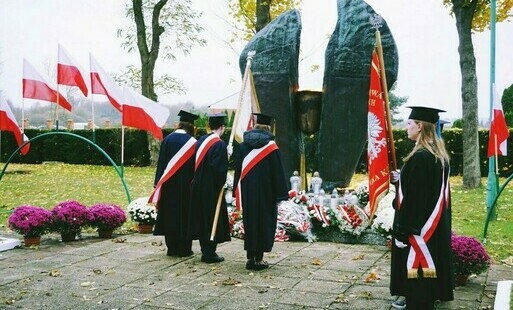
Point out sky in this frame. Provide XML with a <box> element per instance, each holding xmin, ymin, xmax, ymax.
<box><xmin>0</xmin><ymin>0</ymin><xmax>512</xmax><ymax>123</ymax></box>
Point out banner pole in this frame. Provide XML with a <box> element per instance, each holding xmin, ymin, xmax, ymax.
<box><xmin>375</xmin><ymin>30</ymin><xmax>397</xmax><ymax>171</ymax></box>
<box><xmin>210</xmin><ymin>51</ymin><xmax>255</xmax><ymax>241</ymax></box>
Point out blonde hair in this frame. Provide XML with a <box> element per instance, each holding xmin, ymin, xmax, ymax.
<box><xmin>254</xmin><ymin>124</ymin><xmax>271</xmax><ymax>132</ymax></box>
<box><xmin>404</xmin><ymin>120</ymin><xmax>450</xmax><ymax>164</ymax></box>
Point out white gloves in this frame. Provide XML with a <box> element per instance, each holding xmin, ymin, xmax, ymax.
<box><xmin>227</xmin><ymin>144</ymin><xmax>233</xmax><ymax>157</ymax></box>
<box><xmin>395</xmin><ymin>240</ymin><xmax>407</xmax><ymax>248</ymax></box>
<box><xmin>390</xmin><ymin>169</ymin><xmax>401</xmax><ymax>183</ymax></box>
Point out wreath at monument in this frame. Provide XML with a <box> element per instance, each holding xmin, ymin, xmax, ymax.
<box><xmin>226</xmin><ymin>177</ymin><xmax>395</xmax><ymax>244</ymax></box>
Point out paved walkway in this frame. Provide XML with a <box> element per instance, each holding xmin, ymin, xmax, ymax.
<box><xmin>0</xmin><ymin>232</ymin><xmax>511</xmax><ymax>309</ymax></box>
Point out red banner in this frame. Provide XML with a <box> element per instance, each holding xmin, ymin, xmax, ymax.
<box><xmin>367</xmin><ymin>51</ymin><xmax>390</xmax><ymax>218</ymax></box>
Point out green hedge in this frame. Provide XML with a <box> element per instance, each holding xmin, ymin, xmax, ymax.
<box><xmin>1</xmin><ymin>128</ymin><xmax>512</xmax><ymax>177</ymax></box>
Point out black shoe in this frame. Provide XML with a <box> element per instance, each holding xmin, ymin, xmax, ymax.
<box><xmin>252</xmin><ymin>261</ymin><xmax>269</xmax><ymax>271</ymax></box>
<box><xmin>201</xmin><ymin>254</ymin><xmax>224</xmax><ymax>263</ymax></box>
<box><xmin>178</xmin><ymin>250</ymin><xmax>193</xmax><ymax>257</ymax></box>
<box><xmin>166</xmin><ymin>250</ymin><xmax>178</xmax><ymax>257</ymax></box>
<box><xmin>246</xmin><ymin>259</ymin><xmax>256</xmax><ymax>270</ymax></box>
<box><xmin>391</xmin><ymin>299</ymin><xmax>406</xmax><ymax>309</ymax></box>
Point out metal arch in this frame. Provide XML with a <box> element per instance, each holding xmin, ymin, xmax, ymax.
<box><xmin>482</xmin><ymin>172</ymin><xmax>513</xmax><ymax>242</ymax></box>
<box><xmin>0</xmin><ymin>132</ymin><xmax>131</xmax><ymax>203</ymax></box>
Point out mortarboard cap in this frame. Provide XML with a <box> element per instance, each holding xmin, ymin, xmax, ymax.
<box><xmin>253</xmin><ymin>113</ymin><xmax>273</xmax><ymax>126</ymax></box>
<box><xmin>208</xmin><ymin>112</ymin><xmax>226</xmax><ymax>128</ymax></box>
<box><xmin>178</xmin><ymin>110</ymin><xmax>199</xmax><ymax>124</ymax></box>
<box><xmin>407</xmin><ymin>106</ymin><xmax>445</xmax><ymax>124</ymax></box>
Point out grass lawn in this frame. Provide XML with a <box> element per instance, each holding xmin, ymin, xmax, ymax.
<box><xmin>1</xmin><ymin>163</ymin><xmax>512</xmax><ymax>261</ymax></box>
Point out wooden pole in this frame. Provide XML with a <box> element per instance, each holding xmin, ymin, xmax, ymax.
<box><xmin>375</xmin><ymin>31</ymin><xmax>397</xmax><ymax>171</ymax></box>
<box><xmin>210</xmin><ymin>51</ymin><xmax>256</xmax><ymax>241</ymax></box>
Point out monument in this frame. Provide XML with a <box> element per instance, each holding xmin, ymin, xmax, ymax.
<box><xmin>240</xmin><ymin>0</ymin><xmax>398</xmax><ymax>190</ymax></box>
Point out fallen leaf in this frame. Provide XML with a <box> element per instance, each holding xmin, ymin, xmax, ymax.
<box><xmin>335</xmin><ymin>293</ymin><xmax>348</xmax><ymax>303</ymax></box>
<box><xmin>80</xmin><ymin>281</ymin><xmax>94</xmax><ymax>287</ymax></box>
<box><xmin>311</xmin><ymin>258</ymin><xmax>321</xmax><ymax>265</ymax></box>
<box><xmin>112</xmin><ymin>238</ymin><xmax>126</xmax><ymax>243</ymax></box>
<box><xmin>48</xmin><ymin>269</ymin><xmax>61</xmax><ymax>277</ymax></box>
<box><xmin>221</xmin><ymin>277</ymin><xmax>241</xmax><ymax>286</ymax></box>
<box><xmin>364</xmin><ymin>270</ymin><xmax>380</xmax><ymax>283</ymax></box>
<box><xmin>151</xmin><ymin>241</ymin><xmax>162</xmax><ymax>246</ymax></box>
<box><xmin>352</xmin><ymin>254</ymin><xmax>365</xmax><ymax>260</ymax></box>
<box><xmin>92</xmin><ymin>269</ymin><xmax>102</xmax><ymax>275</ymax></box>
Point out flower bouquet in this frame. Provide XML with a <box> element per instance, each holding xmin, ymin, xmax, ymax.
<box><xmin>89</xmin><ymin>204</ymin><xmax>127</xmax><ymax>237</ymax></box>
<box><xmin>276</xmin><ymin>192</ymin><xmax>315</xmax><ymax>242</ymax></box>
<box><xmin>371</xmin><ymin>185</ymin><xmax>396</xmax><ymax>239</ymax></box>
<box><xmin>8</xmin><ymin>205</ymin><xmax>53</xmax><ymax>246</ymax></box>
<box><xmin>51</xmin><ymin>200</ymin><xmax>92</xmax><ymax>241</ymax></box>
<box><xmin>127</xmin><ymin>197</ymin><xmax>157</xmax><ymax>233</ymax></box>
<box><xmin>451</xmin><ymin>233</ymin><xmax>491</xmax><ymax>284</ymax></box>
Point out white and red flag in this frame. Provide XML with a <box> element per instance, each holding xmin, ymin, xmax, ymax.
<box><xmin>487</xmin><ymin>85</ymin><xmax>509</xmax><ymax>157</ymax></box>
<box><xmin>233</xmin><ymin>66</ymin><xmax>260</xmax><ymax>143</ymax></box>
<box><xmin>23</xmin><ymin>59</ymin><xmax>72</xmax><ymax>111</ymax></box>
<box><xmin>57</xmin><ymin>44</ymin><xmax>88</xmax><ymax>96</ymax></box>
<box><xmin>122</xmin><ymin>86</ymin><xmax>170</xmax><ymax>140</ymax></box>
<box><xmin>0</xmin><ymin>94</ymin><xmax>30</xmax><ymax>155</ymax></box>
<box><xmin>89</xmin><ymin>54</ymin><xmax>123</xmax><ymax>112</ymax></box>
<box><xmin>367</xmin><ymin>51</ymin><xmax>390</xmax><ymax>218</ymax></box>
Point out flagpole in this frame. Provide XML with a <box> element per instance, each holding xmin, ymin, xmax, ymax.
<box><xmin>55</xmin><ymin>85</ymin><xmax>60</xmax><ymax>131</ymax></box>
<box><xmin>121</xmin><ymin>125</ymin><xmax>125</xmax><ymax>178</ymax></box>
<box><xmin>374</xmin><ymin>30</ymin><xmax>397</xmax><ymax>171</ymax></box>
<box><xmin>486</xmin><ymin>0</ymin><xmax>498</xmax><ymax>221</ymax></box>
<box><xmin>210</xmin><ymin>50</ymin><xmax>256</xmax><ymax>241</ymax></box>
<box><xmin>91</xmin><ymin>94</ymin><xmax>96</xmax><ymax>143</ymax></box>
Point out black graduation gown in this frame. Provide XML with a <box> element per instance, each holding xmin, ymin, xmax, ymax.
<box><xmin>153</xmin><ymin>131</ymin><xmax>195</xmax><ymax>240</ymax></box>
<box><xmin>390</xmin><ymin>149</ymin><xmax>454</xmax><ymax>302</ymax></box>
<box><xmin>233</xmin><ymin>129</ymin><xmax>289</xmax><ymax>253</ymax></box>
<box><xmin>188</xmin><ymin>133</ymin><xmax>231</xmax><ymax>243</ymax></box>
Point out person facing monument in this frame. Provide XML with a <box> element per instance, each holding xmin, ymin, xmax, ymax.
<box><xmin>233</xmin><ymin>113</ymin><xmax>289</xmax><ymax>270</ymax></box>
<box><xmin>188</xmin><ymin>113</ymin><xmax>231</xmax><ymax>264</ymax></box>
<box><xmin>152</xmin><ymin>110</ymin><xmax>198</xmax><ymax>257</ymax></box>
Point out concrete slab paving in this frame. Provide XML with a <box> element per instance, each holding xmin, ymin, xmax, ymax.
<box><xmin>0</xmin><ymin>231</ymin><xmax>510</xmax><ymax>309</ymax></box>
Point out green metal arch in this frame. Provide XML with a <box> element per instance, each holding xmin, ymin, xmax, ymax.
<box><xmin>0</xmin><ymin>132</ymin><xmax>131</xmax><ymax>203</ymax></box>
<box><xmin>482</xmin><ymin>172</ymin><xmax>513</xmax><ymax>242</ymax></box>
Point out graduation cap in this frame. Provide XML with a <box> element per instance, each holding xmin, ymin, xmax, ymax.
<box><xmin>208</xmin><ymin>112</ymin><xmax>227</xmax><ymax>128</ymax></box>
<box><xmin>253</xmin><ymin>113</ymin><xmax>273</xmax><ymax>126</ymax></box>
<box><xmin>407</xmin><ymin>106</ymin><xmax>445</xmax><ymax>124</ymax></box>
<box><xmin>178</xmin><ymin>110</ymin><xmax>199</xmax><ymax>124</ymax></box>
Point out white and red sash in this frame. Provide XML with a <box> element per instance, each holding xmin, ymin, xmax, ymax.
<box><xmin>195</xmin><ymin>134</ymin><xmax>221</xmax><ymax>171</ymax></box>
<box><xmin>234</xmin><ymin>141</ymin><xmax>278</xmax><ymax>211</ymax></box>
<box><xmin>406</xmin><ymin>167</ymin><xmax>450</xmax><ymax>279</ymax></box>
<box><xmin>148</xmin><ymin>137</ymin><xmax>196</xmax><ymax>207</ymax></box>
<box><xmin>308</xmin><ymin>204</ymin><xmax>331</xmax><ymax>226</ymax></box>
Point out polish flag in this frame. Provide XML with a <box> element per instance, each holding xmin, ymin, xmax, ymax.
<box><xmin>89</xmin><ymin>54</ymin><xmax>123</xmax><ymax>112</ymax></box>
<box><xmin>367</xmin><ymin>51</ymin><xmax>390</xmax><ymax>218</ymax></box>
<box><xmin>23</xmin><ymin>59</ymin><xmax>72</xmax><ymax>111</ymax></box>
<box><xmin>0</xmin><ymin>94</ymin><xmax>30</xmax><ymax>155</ymax></box>
<box><xmin>57</xmin><ymin>44</ymin><xmax>88</xmax><ymax>96</ymax></box>
<box><xmin>233</xmin><ymin>67</ymin><xmax>260</xmax><ymax>143</ymax></box>
<box><xmin>122</xmin><ymin>86</ymin><xmax>170</xmax><ymax>140</ymax></box>
<box><xmin>488</xmin><ymin>84</ymin><xmax>510</xmax><ymax>157</ymax></box>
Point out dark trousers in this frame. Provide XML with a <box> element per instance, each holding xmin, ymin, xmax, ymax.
<box><xmin>247</xmin><ymin>250</ymin><xmax>263</xmax><ymax>261</ymax></box>
<box><xmin>199</xmin><ymin>239</ymin><xmax>218</xmax><ymax>257</ymax></box>
<box><xmin>165</xmin><ymin>235</ymin><xmax>192</xmax><ymax>256</ymax></box>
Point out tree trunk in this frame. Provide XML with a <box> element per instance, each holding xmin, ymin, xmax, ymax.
<box><xmin>256</xmin><ymin>0</ymin><xmax>272</xmax><ymax>32</ymax></box>
<box><xmin>453</xmin><ymin>0</ymin><xmax>481</xmax><ymax>188</ymax></box>
<box><xmin>133</xmin><ymin>0</ymin><xmax>167</xmax><ymax>166</ymax></box>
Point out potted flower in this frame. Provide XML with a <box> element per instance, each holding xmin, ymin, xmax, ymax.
<box><xmin>451</xmin><ymin>233</ymin><xmax>491</xmax><ymax>286</ymax></box>
<box><xmin>127</xmin><ymin>197</ymin><xmax>157</xmax><ymax>233</ymax></box>
<box><xmin>8</xmin><ymin>205</ymin><xmax>53</xmax><ymax>246</ymax></box>
<box><xmin>89</xmin><ymin>204</ymin><xmax>127</xmax><ymax>238</ymax></box>
<box><xmin>51</xmin><ymin>200</ymin><xmax>92</xmax><ymax>242</ymax></box>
